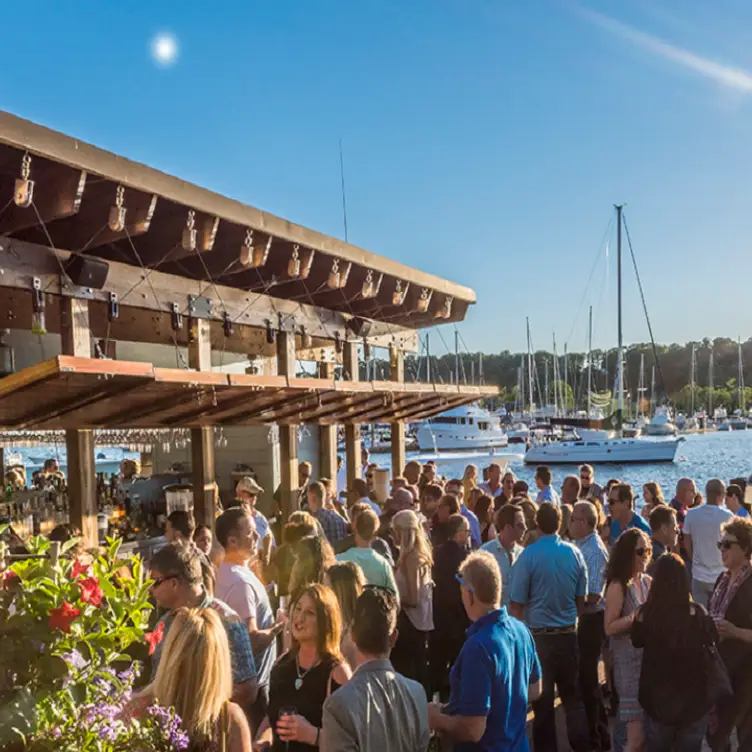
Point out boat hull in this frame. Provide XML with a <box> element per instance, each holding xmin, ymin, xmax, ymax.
<box><xmin>416</xmin><ymin>431</ymin><xmax>509</xmax><ymax>452</ymax></box>
<box><xmin>524</xmin><ymin>437</ymin><xmax>682</xmax><ymax>465</ymax></box>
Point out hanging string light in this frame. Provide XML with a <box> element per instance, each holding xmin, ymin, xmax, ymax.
<box><xmin>437</xmin><ymin>295</ymin><xmax>453</xmax><ymax>319</ymax></box>
<box><xmin>14</xmin><ymin>153</ymin><xmax>34</xmax><ymax>208</ymax></box>
<box><xmin>416</xmin><ymin>288</ymin><xmax>433</xmax><ymax>313</ymax></box>
<box><xmin>288</xmin><ymin>244</ymin><xmax>301</xmax><ymax>277</ymax></box>
<box><xmin>108</xmin><ymin>185</ymin><xmax>127</xmax><ymax>232</ymax></box>
<box><xmin>361</xmin><ymin>270</ymin><xmax>383</xmax><ymax>299</ymax></box>
<box><xmin>327</xmin><ymin>259</ymin><xmax>341</xmax><ymax>289</ymax></box>
<box><xmin>182</xmin><ymin>210</ymin><xmax>197</xmax><ymax>252</ymax></box>
<box><xmin>392</xmin><ymin>280</ymin><xmax>410</xmax><ymax>306</ymax></box>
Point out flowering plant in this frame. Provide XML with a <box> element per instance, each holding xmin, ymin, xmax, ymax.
<box><xmin>0</xmin><ymin>527</ymin><xmax>158</xmax><ymax>748</ymax></box>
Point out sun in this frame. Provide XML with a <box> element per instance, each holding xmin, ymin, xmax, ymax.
<box><xmin>151</xmin><ymin>33</ymin><xmax>179</xmax><ymax>67</ymax></box>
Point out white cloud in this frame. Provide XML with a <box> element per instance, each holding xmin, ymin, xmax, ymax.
<box><xmin>577</xmin><ymin>6</ymin><xmax>752</xmax><ymax>93</ymax></box>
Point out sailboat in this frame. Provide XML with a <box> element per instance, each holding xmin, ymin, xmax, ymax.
<box><xmin>731</xmin><ymin>339</ymin><xmax>748</xmax><ymax>430</ymax></box>
<box><xmin>525</xmin><ymin>205</ymin><xmax>683</xmax><ymax>465</ymax></box>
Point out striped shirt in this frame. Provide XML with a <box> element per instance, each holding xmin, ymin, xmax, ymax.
<box><xmin>574</xmin><ymin>532</ymin><xmax>609</xmax><ymax>612</ymax></box>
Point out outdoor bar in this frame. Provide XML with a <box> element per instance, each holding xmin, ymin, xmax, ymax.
<box><xmin>0</xmin><ymin>110</ymin><xmax>496</xmax><ymax>550</ymax></box>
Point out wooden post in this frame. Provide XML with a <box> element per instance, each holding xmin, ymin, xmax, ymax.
<box><xmin>61</xmin><ymin>298</ymin><xmax>98</xmax><ymax>548</ymax></box>
<box><xmin>390</xmin><ymin>345</ymin><xmax>406</xmax><ymax>478</ymax></box>
<box><xmin>343</xmin><ymin>341</ymin><xmax>362</xmax><ymax>489</ymax></box>
<box><xmin>189</xmin><ymin>318</ymin><xmax>216</xmax><ymax>530</ymax></box>
<box><xmin>318</xmin><ymin>362</ymin><xmax>338</xmax><ymax>489</ymax></box>
<box><xmin>277</xmin><ymin>331</ymin><xmax>299</xmax><ymax>520</ymax></box>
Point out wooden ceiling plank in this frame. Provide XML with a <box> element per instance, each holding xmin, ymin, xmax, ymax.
<box><xmin>0</xmin><ymin>168</ymin><xmax>87</xmax><ymax>236</ymax></box>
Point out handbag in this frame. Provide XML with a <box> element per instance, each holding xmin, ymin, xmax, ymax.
<box><xmin>701</xmin><ymin>613</ymin><xmax>733</xmax><ymax>704</ymax></box>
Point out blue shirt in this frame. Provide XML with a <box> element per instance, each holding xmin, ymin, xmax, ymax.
<box><xmin>480</xmin><ymin>538</ymin><xmax>524</xmax><ymax>608</ymax></box>
<box><xmin>574</xmin><ymin>532</ymin><xmax>609</xmax><ymax>612</ymax></box>
<box><xmin>609</xmin><ymin>512</ymin><xmax>651</xmax><ymax>547</ymax></box>
<box><xmin>314</xmin><ymin>507</ymin><xmax>348</xmax><ymax>544</ymax></box>
<box><xmin>736</xmin><ymin>507</ymin><xmax>750</xmax><ymax>518</ymax></box>
<box><xmin>446</xmin><ymin>608</ymin><xmax>541</xmax><ymax>751</ymax></box>
<box><xmin>535</xmin><ymin>486</ymin><xmax>560</xmax><ymax>505</ymax></box>
<box><xmin>509</xmin><ymin>534</ymin><xmax>588</xmax><ymax>629</ymax></box>
<box><xmin>461</xmin><ymin>505</ymin><xmax>482</xmax><ymax>549</ymax></box>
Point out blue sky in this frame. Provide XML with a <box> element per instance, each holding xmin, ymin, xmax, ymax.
<box><xmin>2</xmin><ymin>0</ymin><xmax>752</xmax><ymax>354</ymax></box>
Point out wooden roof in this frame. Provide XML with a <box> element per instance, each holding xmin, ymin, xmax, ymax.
<box><xmin>0</xmin><ymin>357</ymin><xmax>496</xmax><ymax>429</ymax></box>
<box><xmin>0</xmin><ymin>111</ymin><xmax>475</xmax><ymax>329</ymax></box>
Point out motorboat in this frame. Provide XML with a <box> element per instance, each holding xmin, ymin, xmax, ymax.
<box><xmin>506</xmin><ymin>423</ymin><xmax>530</xmax><ymax>444</ymax></box>
<box><xmin>416</xmin><ymin>404</ymin><xmax>509</xmax><ymax>451</ymax></box>
<box><xmin>524</xmin><ymin>434</ymin><xmax>683</xmax><ymax>464</ymax></box>
<box><xmin>645</xmin><ymin>407</ymin><xmax>677</xmax><ymax>436</ymax></box>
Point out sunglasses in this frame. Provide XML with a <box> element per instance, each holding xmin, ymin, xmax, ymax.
<box><xmin>455</xmin><ymin>573</ymin><xmax>473</xmax><ymax>593</ymax></box>
<box><xmin>635</xmin><ymin>548</ymin><xmax>649</xmax><ymax>558</ymax></box>
<box><xmin>717</xmin><ymin>540</ymin><xmax>740</xmax><ymax>551</ymax></box>
<box><xmin>150</xmin><ymin>574</ymin><xmax>179</xmax><ymax>589</ymax></box>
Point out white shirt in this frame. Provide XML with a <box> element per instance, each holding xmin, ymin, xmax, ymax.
<box><xmin>684</xmin><ymin>504</ymin><xmax>734</xmax><ymax>584</ymax></box>
<box><xmin>479</xmin><ymin>482</ymin><xmax>504</xmax><ymax>499</ymax></box>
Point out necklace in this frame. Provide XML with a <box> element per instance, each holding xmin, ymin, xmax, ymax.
<box><xmin>294</xmin><ymin>654</ymin><xmax>319</xmax><ymax>691</ymax></box>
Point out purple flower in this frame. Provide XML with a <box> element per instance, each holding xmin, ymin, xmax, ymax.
<box><xmin>51</xmin><ymin>727</ymin><xmax>62</xmax><ymax>739</ymax></box>
<box><xmin>98</xmin><ymin>724</ymin><xmax>117</xmax><ymax>741</ymax></box>
<box><xmin>63</xmin><ymin>649</ymin><xmax>87</xmax><ymax>671</ymax></box>
<box><xmin>171</xmin><ymin>729</ymin><xmax>190</xmax><ymax>750</ymax></box>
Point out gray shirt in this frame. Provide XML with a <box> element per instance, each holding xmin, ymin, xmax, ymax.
<box><xmin>321</xmin><ymin>659</ymin><xmax>429</xmax><ymax>752</ymax></box>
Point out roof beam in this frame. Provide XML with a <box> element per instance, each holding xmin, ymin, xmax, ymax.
<box><xmin>0</xmin><ymin>168</ymin><xmax>87</xmax><ymax>236</ymax></box>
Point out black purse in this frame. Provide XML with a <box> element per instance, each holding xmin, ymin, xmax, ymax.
<box><xmin>702</xmin><ymin>614</ymin><xmax>733</xmax><ymax>704</ymax></box>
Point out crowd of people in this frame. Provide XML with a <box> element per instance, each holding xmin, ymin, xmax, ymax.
<box><xmin>117</xmin><ymin>458</ymin><xmax>752</xmax><ymax>751</ymax></box>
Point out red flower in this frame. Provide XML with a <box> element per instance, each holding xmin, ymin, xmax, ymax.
<box><xmin>71</xmin><ymin>560</ymin><xmax>90</xmax><ymax>580</ymax></box>
<box><xmin>49</xmin><ymin>601</ymin><xmax>81</xmax><ymax>633</ymax></box>
<box><xmin>78</xmin><ymin>577</ymin><xmax>104</xmax><ymax>608</ymax></box>
<box><xmin>144</xmin><ymin>621</ymin><xmax>165</xmax><ymax>656</ymax></box>
<box><xmin>1</xmin><ymin>570</ymin><xmax>19</xmax><ymax>588</ymax></box>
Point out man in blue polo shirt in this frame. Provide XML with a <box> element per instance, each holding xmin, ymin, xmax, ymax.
<box><xmin>428</xmin><ymin>550</ymin><xmax>541</xmax><ymax>751</ymax></box>
<box><xmin>509</xmin><ymin>502</ymin><xmax>592</xmax><ymax>752</ymax></box>
<box><xmin>608</xmin><ymin>482</ymin><xmax>650</xmax><ymax>546</ymax></box>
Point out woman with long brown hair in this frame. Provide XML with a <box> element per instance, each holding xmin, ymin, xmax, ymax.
<box><xmin>640</xmin><ymin>482</ymin><xmax>665</xmax><ymax>521</ymax></box>
<box><xmin>390</xmin><ymin>509</ymin><xmax>434</xmax><ymax>692</ymax></box>
<box><xmin>632</xmin><ymin>553</ymin><xmax>717</xmax><ymax>750</ymax></box>
<box><xmin>604</xmin><ymin>528</ymin><xmax>652</xmax><ymax>751</ymax></box>
<box><xmin>127</xmin><ymin>608</ymin><xmax>252</xmax><ymax>751</ymax></box>
<box><xmin>324</xmin><ymin>562</ymin><xmax>365</xmax><ymax>669</ymax></box>
<box><xmin>256</xmin><ymin>584</ymin><xmax>351</xmax><ymax>751</ymax></box>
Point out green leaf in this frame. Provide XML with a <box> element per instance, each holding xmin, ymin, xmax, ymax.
<box><xmin>60</xmin><ymin>537</ymin><xmax>82</xmax><ymax>556</ymax></box>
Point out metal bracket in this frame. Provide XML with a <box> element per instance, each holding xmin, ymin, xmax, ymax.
<box><xmin>171</xmin><ymin>302</ymin><xmax>183</xmax><ymax>331</ymax></box>
<box><xmin>223</xmin><ymin>311</ymin><xmax>234</xmax><ymax>337</ymax></box>
<box><xmin>187</xmin><ymin>295</ymin><xmax>212</xmax><ymax>319</ymax></box>
<box><xmin>265</xmin><ymin>319</ymin><xmax>276</xmax><ymax>345</ymax></box>
<box><xmin>32</xmin><ymin>277</ymin><xmax>44</xmax><ymax>312</ymax></box>
<box><xmin>108</xmin><ymin>292</ymin><xmax>119</xmax><ymax>322</ymax></box>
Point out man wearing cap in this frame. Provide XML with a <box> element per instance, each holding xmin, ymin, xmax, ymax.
<box><xmin>234</xmin><ymin>477</ymin><xmax>274</xmax><ymax>550</ymax></box>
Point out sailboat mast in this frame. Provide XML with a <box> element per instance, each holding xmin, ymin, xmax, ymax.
<box><xmin>638</xmin><ymin>353</ymin><xmax>645</xmax><ymax>416</ymax></box>
<box><xmin>527</xmin><ymin>318</ymin><xmax>534</xmax><ymax>418</ymax></box>
<box><xmin>587</xmin><ymin>306</ymin><xmax>593</xmax><ymax>415</ymax></box>
<box><xmin>425</xmin><ymin>333</ymin><xmax>431</xmax><ymax>382</ymax></box>
<box><xmin>709</xmin><ymin>348</ymin><xmax>714</xmax><ymax>416</ymax></box>
<box><xmin>564</xmin><ymin>343</ymin><xmax>569</xmax><ymax>415</ymax></box>
<box><xmin>651</xmin><ymin>365</ymin><xmax>656</xmax><ymax>415</ymax></box>
<box><xmin>479</xmin><ymin>353</ymin><xmax>484</xmax><ymax>385</ymax></box>
<box><xmin>454</xmin><ymin>329</ymin><xmax>460</xmax><ymax>385</ymax></box>
<box><xmin>616</xmin><ymin>204</ymin><xmax>624</xmax><ymax>433</ymax></box>
<box><xmin>545</xmin><ymin>358</ymin><xmax>549</xmax><ymax>412</ymax></box>
<box><xmin>690</xmin><ymin>345</ymin><xmax>696</xmax><ymax>417</ymax></box>
<box><xmin>739</xmin><ymin>338</ymin><xmax>745</xmax><ymax>413</ymax></box>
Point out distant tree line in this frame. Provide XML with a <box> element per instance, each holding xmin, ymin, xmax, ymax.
<box><xmin>363</xmin><ymin>337</ymin><xmax>752</xmax><ymax>414</ymax></box>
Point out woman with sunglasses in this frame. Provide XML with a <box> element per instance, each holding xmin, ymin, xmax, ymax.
<box><xmin>604</xmin><ymin>529</ymin><xmax>652</xmax><ymax>751</ymax></box>
<box><xmin>708</xmin><ymin>517</ymin><xmax>752</xmax><ymax>749</ymax></box>
<box><xmin>631</xmin><ymin>553</ymin><xmax>717</xmax><ymax>751</ymax></box>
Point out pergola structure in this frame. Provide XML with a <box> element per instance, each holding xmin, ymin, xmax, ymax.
<box><xmin>0</xmin><ymin>111</ymin><xmax>496</xmax><ymax>546</ymax></box>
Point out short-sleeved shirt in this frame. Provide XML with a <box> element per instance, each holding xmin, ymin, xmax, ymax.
<box><xmin>336</xmin><ymin>547</ymin><xmax>398</xmax><ymax>593</ymax></box>
<box><xmin>480</xmin><ymin>538</ymin><xmax>523</xmax><ymax>608</ymax></box>
<box><xmin>509</xmin><ymin>534</ymin><xmax>588</xmax><ymax>629</ymax></box>
<box><xmin>446</xmin><ymin>608</ymin><xmax>541</xmax><ymax>751</ymax></box>
<box><xmin>479</xmin><ymin>482</ymin><xmax>504</xmax><ymax>500</ymax></box>
<box><xmin>461</xmin><ymin>505</ymin><xmax>482</xmax><ymax>550</ymax></box>
<box><xmin>151</xmin><ymin>591</ymin><xmax>256</xmax><ymax>687</ymax></box>
<box><xmin>250</xmin><ymin>508</ymin><xmax>274</xmax><ymax>550</ymax></box>
<box><xmin>574</xmin><ymin>532</ymin><xmax>609</xmax><ymax>612</ymax></box>
<box><xmin>609</xmin><ymin>512</ymin><xmax>651</xmax><ymax>547</ymax></box>
<box><xmin>536</xmin><ymin>486</ymin><xmax>561</xmax><ymax>506</ymax></box>
<box><xmin>684</xmin><ymin>505</ymin><xmax>734</xmax><ymax>584</ymax></box>
<box><xmin>736</xmin><ymin>507</ymin><xmax>751</xmax><ymax>518</ymax></box>
<box><xmin>215</xmin><ymin>562</ymin><xmax>276</xmax><ymax>687</ymax></box>
<box><xmin>314</xmin><ymin>508</ymin><xmax>347</xmax><ymax>544</ymax></box>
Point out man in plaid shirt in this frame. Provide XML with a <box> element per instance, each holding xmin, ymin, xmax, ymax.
<box><xmin>307</xmin><ymin>480</ymin><xmax>347</xmax><ymax>544</ymax></box>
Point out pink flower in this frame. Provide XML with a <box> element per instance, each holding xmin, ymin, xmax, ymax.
<box><xmin>49</xmin><ymin>601</ymin><xmax>81</xmax><ymax>633</ymax></box>
<box><xmin>1</xmin><ymin>570</ymin><xmax>19</xmax><ymax>588</ymax></box>
<box><xmin>78</xmin><ymin>577</ymin><xmax>104</xmax><ymax>608</ymax></box>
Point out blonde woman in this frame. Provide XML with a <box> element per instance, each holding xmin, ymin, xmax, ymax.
<box><xmin>390</xmin><ymin>509</ymin><xmax>434</xmax><ymax>693</ymax></box>
<box><xmin>126</xmin><ymin>608</ymin><xmax>252</xmax><ymax>751</ymax></box>
<box><xmin>462</xmin><ymin>464</ymin><xmax>479</xmax><ymax>501</ymax></box>
<box><xmin>325</xmin><ymin>562</ymin><xmax>365</xmax><ymax>669</ymax></box>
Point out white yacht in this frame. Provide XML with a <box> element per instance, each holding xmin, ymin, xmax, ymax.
<box><xmin>524</xmin><ymin>206</ymin><xmax>683</xmax><ymax>466</ymax></box>
<box><xmin>645</xmin><ymin>406</ymin><xmax>677</xmax><ymax>436</ymax></box>
<box><xmin>417</xmin><ymin>405</ymin><xmax>508</xmax><ymax>451</ymax></box>
<box><xmin>506</xmin><ymin>423</ymin><xmax>531</xmax><ymax>444</ymax></box>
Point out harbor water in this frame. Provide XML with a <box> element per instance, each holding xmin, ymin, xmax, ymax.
<box><xmin>386</xmin><ymin>429</ymin><xmax>752</xmax><ymax>503</ymax></box>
